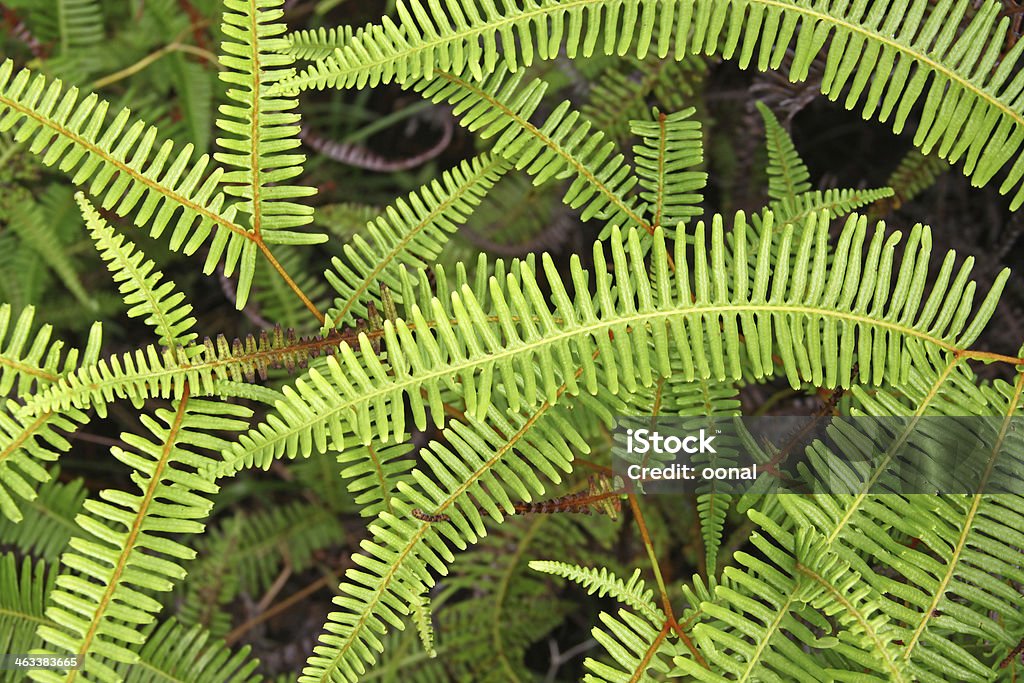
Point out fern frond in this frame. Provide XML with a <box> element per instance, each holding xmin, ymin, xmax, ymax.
<box><xmin>756</xmin><ymin>101</ymin><xmax>811</xmax><ymax>203</ymax></box>
<box><xmin>80</xmin><ymin>194</ymin><xmax>199</xmax><ymax>351</ymax></box>
<box><xmin>529</xmin><ymin>562</ymin><xmax>662</xmax><ymax>623</ymax></box>
<box><xmin>228</xmin><ymin>501</ymin><xmax>345</xmax><ymax>595</ymax></box>
<box><xmin>671</xmin><ymin>519</ymin><xmax>909</xmax><ymax>681</ymax></box>
<box><xmin>286</xmin><ymin>25</ymin><xmax>374</xmax><ymax>61</ymax></box>
<box><xmin>0</xmin><ymin>468</ymin><xmax>86</xmax><ymax>563</ymax></box>
<box><xmin>32</xmin><ymin>397</ymin><xmax>252</xmax><ymax>682</ymax></box>
<box><xmin>756</xmin><ymin>367</ymin><xmax>1024</xmax><ymax>681</ymax></box>
<box><xmin>630</xmin><ymin>107</ymin><xmax>707</xmax><ymax>228</ymax></box>
<box><xmin>584</xmin><ymin>53</ymin><xmax>707</xmax><ymax>140</ymax></box>
<box><xmin>455</xmin><ymin>171</ymin><xmax>574</xmax><ymax>257</ymax></box>
<box><xmin>323</xmin><ymin>153</ymin><xmax>509</xmax><ymax>327</ymax></box>
<box><xmin>0</xmin><ymin>404</ymin><xmax>90</xmax><ymax>523</ymax></box>
<box><xmin>167</xmin><ymin>57</ymin><xmax>215</xmax><ymax>154</ymax></box>
<box><xmin>1</xmin><ymin>188</ymin><xmax>94</xmax><ymax>309</ymax></box>
<box><xmin>0</xmin><ymin>314</ymin><xmax>99</xmax><ymax>523</ymax></box>
<box><xmin>176</xmin><ymin>514</ymin><xmax>241</xmax><ymax>639</ymax></box>
<box><xmin>0</xmin><ymin>304</ymin><xmax>100</xmax><ymax>399</ymax></box>
<box><xmin>314</xmin><ymin>202</ymin><xmax>382</xmax><ymax>243</ymax></box>
<box><xmin>299</xmin><ymin>396</ymin><xmax>588</xmax><ymax>682</ymax></box>
<box><xmin>414</xmin><ymin>68</ymin><xmax>651</xmax><ymax>234</ymax></box>
<box><xmin>441</xmin><ymin>512</ymin><xmax>601</xmax><ymax>681</ymax></box>
<box><xmin>877</xmin><ymin>149</ymin><xmax>950</xmax><ymax>213</ymax></box>
<box><xmin>50</xmin><ymin>0</ymin><xmax>105</xmax><ymax>80</ymax></box>
<box><xmin>586</xmin><ymin>609</ymin><xmax>678</xmax><ymax>682</ymax></box>
<box><xmin>336</xmin><ymin>438</ymin><xmax>414</xmax><ymax>517</ymax></box>
<box><xmin>56</xmin><ymin>0</ymin><xmax>104</xmax><ymax>54</ymax></box>
<box><xmin>216</xmin><ymin>0</ymin><xmax>321</xmax><ymax>307</ymax></box>
<box><xmin>221</xmin><ymin>211</ymin><xmax>1007</xmax><ymax>473</ymax></box>
<box><xmin>112</xmin><ymin>618</ymin><xmax>262</xmax><ymax>683</ymax></box>
<box><xmin>762</xmin><ymin>188</ymin><xmax>896</xmax><ymax>235</ymax></box>
<box><xmin>21</xmin><ymin>326</ymin><xmax>346</xmax><ymax>417</ymax></box>
<box><xmin>407</xmin><ymin>589</ymin><xmax>436</xmax><ymax>659</ymax></box>
<box><xmin>281</xmin><ymin>0</ymin><xmax>1024</xmax><ymax>209</ymax></box>
<box><xmin>0</xmin><ymin>60</ymin><xmax>257</xmax><ymax>282</ymax></box>
<box><xmin>0</xmin><ymin>553</ymin><xmax>57</xmax><ymax>664</ymax></box>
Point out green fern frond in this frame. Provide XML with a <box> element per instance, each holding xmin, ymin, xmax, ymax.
<box><xmin>529</xmin><ymin>562</ymin><xmax>662</xmax><ymax>623</ymax></box>
<box><xmin>337</xmin><ymin>438</ymin><xmax>414</xmax><ymax>517</ymax></box>
<box><xmin>761</xmin><ymin>188</ymin><xmax>896</xmax><ymax>235</ymax></box>
<box><xmin>216</xmin><ymin>0</ymin><xmax>321</xmax><ymax>307</ymax></box>
<box><xmin>21</xmin><ymin>326</ymin><xmax>346</xmax><ymax>417</ymax></box>
<box><xmin>298</xmin><ymin>397</ymin><xmax>588</xmax><ymax>682</ymax></box>
<box><xmin>324</xmin><ymin>153</ymin><xmax>509</xmax><ymax>328</ymax></box>
<box><xmin>414</xmin><ymin>68</ymin><xmax>651</xmax><ymax>233</ymax></box>
<box><xmin>0</xmin><ymin>303</ymin><xmax>100</xmax><ymax>399</ymax></box>
<box><xmin>0</xmin><ymin>311</ymin><xmax>100</xmax><ymax>523</ymax></box>
<box><xmin>440</xmin><ymin>512</ymin><xmax>603</xmax><ymax>681</ymax></box>
<box><xmin>0</xmin><ymin>468</ymin><xmax>86</xmax><ymax>563</ymax></box>
<box><xmin>880</xmin><ymin>149</ymin><xmax>951</xmax><ymax>212</ymax></box>
<box><xmin>79</xmin><ymin>193</ymin><xmax>199</xmax><ymax>351</ymax></box>
<box><xmin>756</xmin><ymin>101</ymin><xmax>811</xmax><ymax>203</ymax></box>
<box><xmin>671</xmin><ymin>515</ymin><xmax>910</xmax><ymax>682</ymax></box>
<box><xmin>791</xmin><ymin>527</ymin><xmax>911</xmax><ymax>681</ymax></box>
<box><xmin>111</xmin><ymin>618</ymin><xmax>262</xmax><ymax>683</ymax></box>
<box><xmin>0</xmin><ymin>403</ymin><xmax>91</xmax><ymax>523</ymax></box>
<box><xmin>0</xmin><ymin>60</ymin><xmax>259</xmax><ymax>285</ymax></box>
<box><xmin>586</xmin><ymin>609</ymin><xmax>678</xmax><ymax>682</ymax></box>
<box><xmin>314</xmin><ymin>202</ymin><xmax>382</xmax><ymax>243</ymax></box>
<box><xmin>56</xmin><ymin>0</ymin><xmax>104</xmax><ymax>54</ymax></box>
<box><xmin>630</xmin><ymin>107</ymin><xmax>707</xmax><ymax>228</ymax></box>
<box><xmin>176</xmin><ymin>515</ymin><xmax>241</xmax><ymax>639</ymax></box>
<box><xmin>229</xmin><ymin>501</ymin><xmax>344</xmax><ymax>595</ymax></box>
<box><xmin>32</xmin><ymin>398</ymin><xmax>251</xmax><ymax>682</ymax></box>
<box><xmin>221</xmin><ymin>211</ymin><xmax>1007</xmax><ymax>475</ymax></box>
<box><xmin>0</xmin><ymin>553</ymin><xmax>57</xmax><ymax>667</ymax></box>
<box><xmin>167</xmin><ymin>57</ymin><xmax>215</xmax><ymax>154</ymax></box>
<box><xmin>286</xmin><ymin>25</ymin><xmax>367</xmax><ymax>61</ymax></box>
<box><xmin>454</xmin><ymin>171</ymin><xmax>572</xmax><ymax>257</ymax></box>
<box><xmin>280</xmin><ymin>0</ymin><xmax>1024</xmax><ymax>209</ymax></box>
<box><xmin>584</xmin><ymin>53</ymin><xmax>707</xmax><ymax>140</ymax></box>
<box><xmin>748</xmin><ymin>368</ymin><xmax>1024</xmax><ymax>680</ymax></box>
<box><xmin>50</xmin><ymin>0</ymin><xmax>105</xmax><ymax>80</ymax></box>
<box><xmin>407</xmin><ymin>589</ymin><xmax>436</xmax><ymax>659</ymax></box>
<box><xmin>1</xmin><ymin>188</ymin><xmax>94</xmax><ymax>309</ymax></box>
<box><xmin>177</xmin><ymin>499</ymin><xmax>344</xmax><ymax>643</ymax></box>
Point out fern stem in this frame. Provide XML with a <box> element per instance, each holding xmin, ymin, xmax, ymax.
<box><xmin>0</xmin><ymin>356</ymin><xmax>59</xmax><ymax>383</ymax></box>
<box><xmin>247</xmin><ymin>0</ymin><xmax>264</xmax><ymax>239</ymax></box>
<box><xmin>628</xmin><ymin>621</ymin><xmax>671</xmax><ymax>683</ymax></box>
<box><xmin>257</xmin><ymin>242</ymin><xmax>325</xmax><ymax>323</ymax></box>
<box><xmin>224</xmin><ymin>572</ymin><xmax>333</xmax><ymax>646</ymax></box>
<box><xmin>626</xmin><ymin>493</ymin><xmax>707</xmax><ymax>668</ymax></box>
<box><xmin>92</xmin><ymin>41</ymin><xmax>221</xmax><ymax>90</ymax></box>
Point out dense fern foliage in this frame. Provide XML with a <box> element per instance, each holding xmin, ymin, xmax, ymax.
<box><xmin>1</xmin><ymin>0</ymin><xmax>1023</xmax><ymax>681</ymax></box>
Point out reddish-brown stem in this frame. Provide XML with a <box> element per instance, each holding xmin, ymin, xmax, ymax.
<box><xmin>627</xmin><ymin>493</ymin><xmax>707</xmax><ymax>668</ymax></box>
